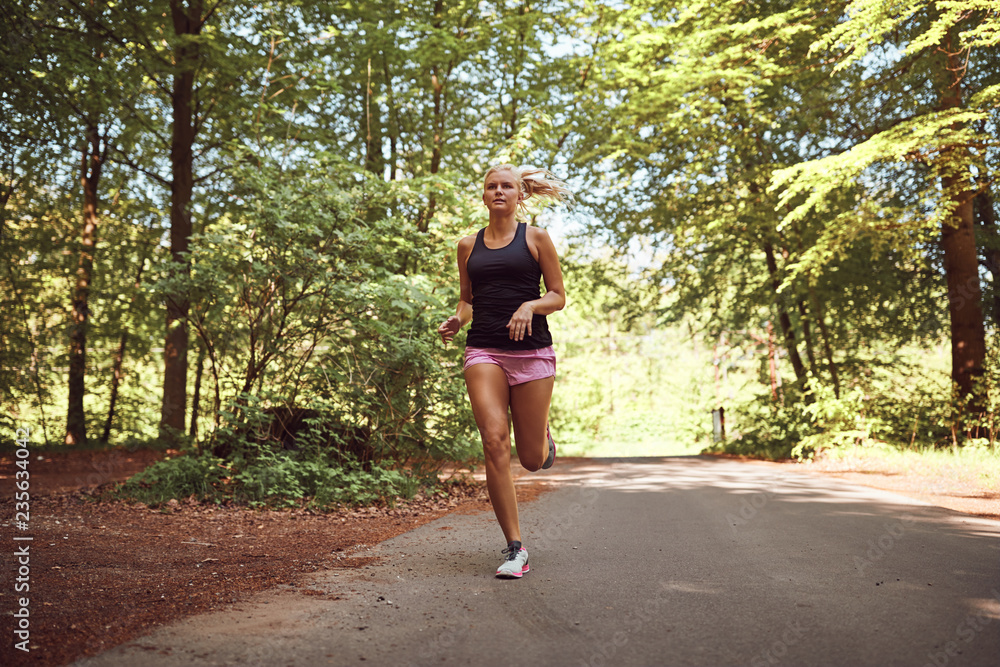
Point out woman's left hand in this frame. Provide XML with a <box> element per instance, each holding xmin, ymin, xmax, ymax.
<box><xmin>506</xmin><ymin>303</ymin><xmax>535</xmax><ymax>341</ymax></box>
<box><xmin>437</xmin><ymin>315</ymin><xmax>463</xmax><ymax>344</ymax></box>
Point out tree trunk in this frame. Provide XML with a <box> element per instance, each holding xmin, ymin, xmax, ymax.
<box><xmin>101</xmin><ymin>255</ymin><xmax>146</xmax><ymax>443</ymax></box>
<box><xmin>102</xmin><ymin>329</ymin><xmax>128</xmax><ymax>444</ymax></box>
<box><xmin>416</xmin><ymin>0</ymin><xmax>446</xmax><ymax>235</ymax></box>
<box><xmin>975</xmin><ymin>189</ymin><xmax>1000</xmax><ymax>326</ymax></box>
<box><xmin>797</xmin><ymin>300</ymin><xmax>817</xmax><ymax>372</ymax></box>
<box><xmin>809</xmin><ymin>284</ymin><xmax>841</xmax><ymax>399</ymax></box>
<box><xmin>382</xmin><ymin>54</ymin><xmax>398</xmax><ymax>181</ymax></box>
<box><xmin>364</xmin><ymin>57</ymin><xmax>385</xmax><ymax>179</ymax></box>
<box><xmin>363</xmin><ymin>57</ymin><xmax>388</xmax><ymax>228</ymax></box>
<box><xmin>936</xmin><ymin>26</ymin><xmax>987</xmax><ymax>405</ymax></box>
<box><xmin>12</xmin><ymin>292</ymin><xmax>52</xmax><ymax>443</ymax></box>
<box><xmin>67</xmin><ymin>125</ymin><xmax>103</xmax><ymax>446</ymax></box>
<box><xmin>189</xmin><ymin>344</ymin><xmax>205</xmax><ymax>442</ymax></box>
<box><xmin>160</xmin><ymin>0</ymin><xmax>203</xmax><ymax>442</ymax></box>
<box><xmin>762</xmin><ymin>242</ymin><xmax>808</xmax><ymax>385</ymax></box>
<box><xmin>765</xmin><ymin>320</ymin><xmax>779</xmax><ymax>402</ymax></box>
<box><xmin>941</xmin><ymin>194</ymin><xmax>986</xmax><ymax>398</ymax></box>
<box><xmin>420</xmin><ymin>66</ymin><xmax>443</xmax><ymax>233</ymax></box>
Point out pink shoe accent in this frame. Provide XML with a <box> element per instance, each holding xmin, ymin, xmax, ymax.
<box><xmin>496</xmin><ymin>563</ymin><xmax>529</xmax><ymax>578</ymax></box>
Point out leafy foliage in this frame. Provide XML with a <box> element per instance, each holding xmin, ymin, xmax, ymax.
<box><xmin>115</xmin><ymin>449</ymin><xmax>417</xmax><ymax>508</ymax></box>
<box><xmin>4</xmin><ymin>0</ymin><xmax>1000</xmax><ymax>491</ymax></box>
<box><xmin>569</xmin><ymin>0</ymin><xmax>1000</xmax><ymax>457</ymax></box>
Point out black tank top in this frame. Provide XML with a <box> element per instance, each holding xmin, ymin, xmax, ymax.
<box><xmin>466</xmin><ymin>222</ymin><xmax>552</xmax><ymax>350</ymax></box>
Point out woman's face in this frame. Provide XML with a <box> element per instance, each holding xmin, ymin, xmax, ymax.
<box><xmin>483</xmin><ymin>170</ymin><xmax>521</xmax><ymax>214</ymax></box>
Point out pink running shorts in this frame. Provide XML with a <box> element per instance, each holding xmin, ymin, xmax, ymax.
<box><xmin>463</xmin><ymin>346</ymin><xmax>556</xmax><ymax>386</ymax></box>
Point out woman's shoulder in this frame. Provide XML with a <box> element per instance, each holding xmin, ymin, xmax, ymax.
<box><xmin>525</xmin><ymin>224</ymin><xmax>554</xmax><ymax>246</ymax></box>
<box><xmin>457</xmin><ymin>232</ymin><xmax>478</xmax><ymax>259</ymax></box>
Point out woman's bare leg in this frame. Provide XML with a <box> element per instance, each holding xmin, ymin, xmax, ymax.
<box><xmin>509</xmin><ymin>376</ymin><xmax>555</xmax><ymax>471</ymax></box>
<box><xmin>464</xmin><ymin>363</ymin><xmax>521</xmax><ymax>543</ymax></box>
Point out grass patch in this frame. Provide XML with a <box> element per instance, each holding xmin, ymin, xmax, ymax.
<box><xmin>811</xmin><ymin>441</ymin><xmax>1000</xmax><ymax>493</ymax></box>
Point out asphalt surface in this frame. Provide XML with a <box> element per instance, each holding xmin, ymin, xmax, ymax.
<box><xmin>76</xmin><ymin>456</ymin><xmax>1000</xmax><ymax>667</ymax></box>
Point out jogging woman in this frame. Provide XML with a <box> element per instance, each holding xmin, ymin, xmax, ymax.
<box><xmin>437</xmin><ymin>163</ymin><xmax>569</xmax><ymax>579</ymax></box>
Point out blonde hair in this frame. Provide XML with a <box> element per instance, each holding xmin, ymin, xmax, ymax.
<box><xmin>484</xmin><ymin>164</ymin><xmax>572</xmax><ymax>215</ymax></box>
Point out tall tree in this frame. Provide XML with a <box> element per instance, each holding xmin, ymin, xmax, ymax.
<box><xmin>573</xmin><ymin>0</ymin><xmax>840</xmax><ymax>380</ymax></box>
<box><xmin>571</xmin><ymin>0</ymin><xmax>966</xmax><ymax>432</ymax></box>
<box><xmin>158</xmin><ymin>0</ymin><xmax>205</xmax><ymax>439</ymax></box>
<box><xmin>67</xmin><ymin>123</ymin><xmax>112</xmax><ymax>445</ymax></box>
<box><xmin>772</xmin><ymin>1</ymin><xmax>1000</xmax><ymax>410</ymax></box>
<box><xmin>5</xmin><ymin>1</ymin><xmax>138</xmax><ymax>444</ymax></box>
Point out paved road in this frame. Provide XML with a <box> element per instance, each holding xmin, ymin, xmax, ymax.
<box><xmin>77</xmin><ymin>457</ymin><xmax>1000</xmax><ymax>667</ymax></box>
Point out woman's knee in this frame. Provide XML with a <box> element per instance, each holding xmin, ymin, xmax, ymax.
<box><xmin>519</xmin><ymin>443</ymin><xmax>544</xmax><ymax>472</ymax></box>
<box><xmin>480</xmin><ymin>430</ymin><xmax>511</xmax><ymax>467</ymax></box>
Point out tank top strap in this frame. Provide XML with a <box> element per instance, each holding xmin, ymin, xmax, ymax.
<box><xmin>472</xmin><ymin>223</ymin><xmax>525</xmax><ymax>252</ymax></box>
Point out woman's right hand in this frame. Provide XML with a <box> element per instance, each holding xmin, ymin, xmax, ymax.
<box><xmin>437</xmin><ymin>315</ymin><xmax>462</xmax><ymax>344</ymax></box>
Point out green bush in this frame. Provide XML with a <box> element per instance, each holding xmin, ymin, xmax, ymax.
<box><xmin>708</xmin><ymin>393</ymin><xmax>808</xmax><ymax>460</ymax></box>
<box><xmin>112</xmin><ymin>155</ymin><xmax>482</xmax><ymax>508</ymax></box>
<box><xmin>709</xmin><ymin>352</ymin><xmax>995</xmax><ymax>460</ymax></box>
<box><xmin>115</xmin><ymin>449</ymin><xmax>423</xmax><ymax>509</ymax></box>
<box><xmin>116</xmin><ymin>453</ymin><xmax>229</xmax><ymax>505</ymax></box>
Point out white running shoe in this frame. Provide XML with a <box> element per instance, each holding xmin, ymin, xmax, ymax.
<box><xmin>496</xmin><ymin>541</ymin><xmax>529</xmax><ymax>578</ymax></box>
